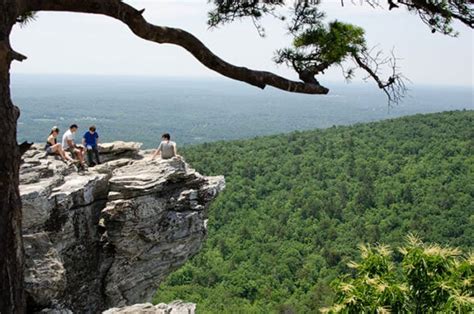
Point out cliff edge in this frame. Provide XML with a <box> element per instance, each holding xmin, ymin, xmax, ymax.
<box><xmin>20</xmin><ymin>142</ymin><xmax>225</xmax><ymax>313</ymax></box>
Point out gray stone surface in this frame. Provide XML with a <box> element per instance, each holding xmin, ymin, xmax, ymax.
<box><xmin>103</xmin><ymin>301</ymin><xmax>195</xmax><ymax>314</ymax></box>
<box><xmin>20</xmin><ymin>142</ymin><xmax>224</xmax><ymax>312</ymax></box>
<box><xmin>99</xmin><ymin>141</ymin><xmax>142</xmax><ymax>162</ymax></box>
<box><xmin>24</xmin><ymin>232</ymin><xmax>66</xmax><ymax>307</ymax></box>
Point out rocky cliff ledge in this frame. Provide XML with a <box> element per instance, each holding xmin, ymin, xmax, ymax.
<box><xmin>20</xmin><ymin>142</ymin><xmax>225</xmax><ymax>313</ymax></box>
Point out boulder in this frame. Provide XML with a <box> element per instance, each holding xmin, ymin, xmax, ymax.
<box><xmin>99</xmin><ymin>141</ymin><xmax>142</xmax><ymax>162</ymax></box>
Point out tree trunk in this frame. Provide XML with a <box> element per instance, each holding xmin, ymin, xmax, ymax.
<box><xmin>0</xmin><ymin>1</ymin><xmax>26</xmax><ymax>312</ymax></box>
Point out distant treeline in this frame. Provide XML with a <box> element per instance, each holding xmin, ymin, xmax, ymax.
<box><xmin>154</xmin><ymin>110</ymin><xmax>474</xmax><ymax>313</ymax></box>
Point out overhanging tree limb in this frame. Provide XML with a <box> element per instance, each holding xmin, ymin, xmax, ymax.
<box><xmin>21</xmin><ymin>0</ymin><xmax>329</xmax><ymax>95</ymax></box>
<box><xmin>396</xmin><ymin>0</ymin><xmax>473</xmax><ymax>29</ymax></box>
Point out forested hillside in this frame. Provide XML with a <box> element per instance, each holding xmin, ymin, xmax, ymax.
<box><xmin>153</xmin><ymin>110</ymin><xmax>474</xmax><ymax>313</ymax></box>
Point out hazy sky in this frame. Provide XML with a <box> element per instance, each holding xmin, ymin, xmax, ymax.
<box><xmin>10</xmin><ymin>0</ymin><xmax>473</xmax><ymax>87</ymax></box>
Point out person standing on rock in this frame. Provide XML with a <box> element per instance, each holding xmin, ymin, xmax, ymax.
<box><xmin>62</xmin><ymin>124</ymin><xmax>86</xmax><ymax>170</ymax></box>
<box><xmin>151</xmin><ymin>133</ymin><xmax>178</xmax><ymax>160</ymax></box>
<box><xmin>82</xmin><ymin>125</ymin><xmax>101</xmax><ymax>167</ymax></box>
<box><xmin>45</xmin><ymin>126</ymin><xmax>74</xmax><ymax>163</ymax></box>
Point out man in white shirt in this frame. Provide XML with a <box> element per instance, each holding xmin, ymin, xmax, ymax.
<box><xmin>62</xmin><ymin>124</ymin><xmax>85</xmax><ymax>169</ymax></box>
<box><xmin>152</xmin><ymin>133</ymin><xmax>178</xmax><ymax>160</ymax></box>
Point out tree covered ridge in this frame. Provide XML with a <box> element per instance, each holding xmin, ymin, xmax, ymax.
<box><xmin>154</xmin><ymin>110</ymin><xmax>473</xmax><ymax>313</ymax></box>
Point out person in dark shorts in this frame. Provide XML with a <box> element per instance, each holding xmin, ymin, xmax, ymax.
<box><xmin>45</xmin><ymin>126</ymin><xmax>74</xmax><ymax>163</ymax></box>
<box><xmin>151</xmin><ymin>133</ymin><xmax>178</xmax><ymax>160</ymax></box>
<box><xmin>82</xmin><ymin>125</ymin><xmax>101</xmax><ymax>167</ymax></box>
<box><xmin>62</xmin><ymin>124</ymin><xmax>85</xmax><ymax>169</ymax></box>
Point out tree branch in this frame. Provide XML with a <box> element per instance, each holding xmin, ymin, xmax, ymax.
<box><xmin>10</xmin><ymin>49</ymin><xmax>27</xmax><ymax>62</ymax></box>
<box><xmin>18</xmin><ymin>141</ymin><xmax>33</xmax><ymax>156</ymax></box>
<box><xmin>352</xmin><ymin>48</ymin><xmax>408</xmax><ymax>106</ymax></box>
<box><xmin>397</xmin><ymin>0</ymin><xmax>473</xmax><ymax>29</ymax></box>
<box><xmin>22</xmin><ymin>0</ymin><xmax>329</xmax><ymax>95</ymax></box>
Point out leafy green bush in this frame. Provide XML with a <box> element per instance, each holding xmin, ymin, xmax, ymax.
<box><xmin>324</xmin><ymin>235</ymin><xmax>473</xmax><ymax>313</ymax></box>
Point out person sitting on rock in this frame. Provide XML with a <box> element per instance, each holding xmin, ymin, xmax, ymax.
<box><xmin>45</xmin><ymin>126</ymin><xmax>74</xmax><ymax>163</ymax></box>
<box><xmin>151</xmin><ymin>133</ymin><xmax>178</xmax><ymax>160</ymax></box>
<box><xmin>82</xmin><ymin>125</ymin><xmax>101</xmax><ymax>167</ymax></box>
<box><xmin>62</xmin><ymin>124</ymin><xmax>86</xmax><ymax>170</ymax></box>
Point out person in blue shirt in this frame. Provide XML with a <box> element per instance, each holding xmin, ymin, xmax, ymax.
<box><xmin>82</xmin><ymin>125</ymin><xmax>101</xmax><ymax>166</ymax></box>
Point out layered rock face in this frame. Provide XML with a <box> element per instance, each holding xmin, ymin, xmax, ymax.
<box><xmin>20</xmin><ymin>142</ymin><xmax>224</xmax><ymax>313</ymax></box>
<box><xmin>103</xmin><ymin>301</ymin><xmax>196</xmax><ymax>314</ymax></box>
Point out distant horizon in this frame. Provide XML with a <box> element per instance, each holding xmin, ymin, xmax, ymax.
<box><xmin>12</xmin><ymin>74</ymin><xmax>473</xmax><ymax>148</ymax></box>
<box><xmin>11</xmin><ymin>72</ymin><xmax>474</xmax><ymax>89</ymax></box>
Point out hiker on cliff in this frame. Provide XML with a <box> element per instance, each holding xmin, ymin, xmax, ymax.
<box><xmin>45</xmin><ymin>126</ymin><xmax>74</xmax><ymax>163</ymax></box>
<box><xmin>62</xmin><ymin>124</ymin><xmax>86</xmax><ymax>170</ymax></box>
<box><xmin>82</xmin><ymin>125</ymin><xmax>101</xmax><ymax>167</ymax></box>
<box><xmin>151</xmin><ymin>133</ymin><xmax>178</xmax><ymax>160</ymax></box>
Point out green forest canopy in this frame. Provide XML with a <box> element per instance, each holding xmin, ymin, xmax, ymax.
<box><xmin>154</xmin><ymin>110</ymin><xmax>473</xmax><ymax>313</ymax></box>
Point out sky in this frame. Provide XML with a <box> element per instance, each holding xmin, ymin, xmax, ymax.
<box><xmin>10</xmin><ymin>0</ymin><xmax>474</xmax><ymax>87</ymax></box>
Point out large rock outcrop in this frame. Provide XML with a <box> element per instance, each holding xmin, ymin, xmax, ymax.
<box><xmin>20</xmin><ymin>142</ymin><xmax>224</xmax><ymax>313</ymax></box>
